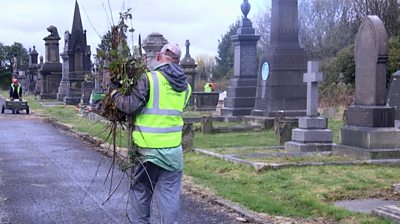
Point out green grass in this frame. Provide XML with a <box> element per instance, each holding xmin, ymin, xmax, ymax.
<box><xmin>194</xmin><ymin>129</ymin><xmax>278</xmax><ymax>148</ymax></box>
<box><xmin>3</xmin><ymin>92</ymin><xmax>395</xmax><ymax>223</ymax></box>
<box><xmin>16</xmin><ymin>94</ymin><xmax>129</xmax><ymax>148</ymax></box>
<box><xmin>193</xmin><ymin>119</ymin><xmax>343</xmax><ymax>149</ymax></box>
<box><xmin>328</xmin><ymin>119</ymin><xmax>343</xmax><ymax>143</ymax></box>
<box><xmin>184</xmin><ymin>152</ymin><xmax>398</xmax><ymax>223</ymax></box>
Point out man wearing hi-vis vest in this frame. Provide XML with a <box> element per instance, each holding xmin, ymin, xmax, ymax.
<box><xmin>110</xmin><ymin>43</ymin><xmax>191</xmax><ymax>224</ymax></box>
<box><xmin>9</xmin><ymin>78</ymin><xmax>22</xmax><ymax>101</ymax></box>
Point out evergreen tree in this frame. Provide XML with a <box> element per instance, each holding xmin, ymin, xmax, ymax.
<box><xmin>214</xmin><ymin>21</ymin><xmax>239</xmax><ymax>80</ymax></box>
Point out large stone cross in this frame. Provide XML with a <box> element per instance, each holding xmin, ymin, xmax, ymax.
<box><xmin>303</xmin><ymin>61</ymin><xmax>323</xmax><ymax>117</ymax></box>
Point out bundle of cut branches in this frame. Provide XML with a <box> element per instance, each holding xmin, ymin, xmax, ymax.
<box><xmin>96</xmin><ymin>9</ymin><xmax>147</xmax><ymax>167</ymax></box>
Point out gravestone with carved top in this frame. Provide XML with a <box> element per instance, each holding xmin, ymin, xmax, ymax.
<box><xmin>338</xmin><ymin>16</ymin><xmax>400</xmax><ymax>159</ymax></box>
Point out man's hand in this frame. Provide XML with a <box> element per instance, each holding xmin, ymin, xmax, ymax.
<box><xmin>10</xmin><ymin>97</ymin><xmax>13</xmax><ymax>101</ymax></box>
<box><xmin>109</xmin><ymin>79</ymin><xmax>122</xmax><ymax>90</ymax></box>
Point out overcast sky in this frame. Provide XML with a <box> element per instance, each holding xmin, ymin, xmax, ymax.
<box><xmin>0</xmin><ymin>0</ymin><xmax>269</xmax><ymax>60</ymax></box>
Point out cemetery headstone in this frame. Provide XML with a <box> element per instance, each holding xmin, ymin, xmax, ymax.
<box><xmin>38</xmin><ymin>25</ymin><xmax>62</xmax><ymax>99</ymax></box>
<box><xmin>62</xmin><ymin>1</ymin><xmax>92</xmax><ymax>105</ymax></box>
<box><xmin>274</xmin><ymin>112</ymin><xmax>298</xmax><ymax>145</ymax></box>
<box><xmin>180</xmin><ymin>40</ymin><xmax>197</xmax><ymax>105</ymax></box>
<box><xmin>26</xmin><ymin>46</ymin><xmax>39</xmax><ymax>93</ymax></box>
<box><xmin>221</xmin><ymin>0</ymin><xmax>260</xmax><ymax>116</ymax></box>
<box><xmin>252</xmin><ymin>0</ymin><xmax>307</xmax><ymax>117</ymax></box>
<box><xmin>201</xmin><ymin>116</ymin><xmax>213</xmax><ymax>134</ymax></box>
<box><xmin>285</xmin><ymin>61</ymin><xmax>334</xmax><ymax>152</ymax></box>
<box><xmin>57</xmin><ymin>31</ymin><xmax>71</xmax><ymax>101</ymax></box>
<box><xmin>339</xmin><ymin>16</ymin><xmax>400</xmax><ymax>159</ymax></box>
<box><xmin>387</xmin><ymin>71</ymin><xmax>400</xmax><ymax>128</ymax></box>
<box><xmin>182</xmin><ymin>123</ymin><xmax>194</xmax><ymax>151</ymax></box>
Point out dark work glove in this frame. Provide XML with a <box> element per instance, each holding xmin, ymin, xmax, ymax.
<box><xmin>109</xmin><ymin>79</ymin><xmax>122</xmax><ymax>90</ymax></box>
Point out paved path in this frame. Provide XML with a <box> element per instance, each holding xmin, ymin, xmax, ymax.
<box><xmin>0</xmin><ymin>110</ymin><xmax>245</xmax><ymax>223</ymax></box>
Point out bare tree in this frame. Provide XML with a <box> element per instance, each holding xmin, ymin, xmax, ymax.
<box><xmin>353</xmin><ymin>0</ymin><xmax>400</xmax><ymax>36</ymax></box>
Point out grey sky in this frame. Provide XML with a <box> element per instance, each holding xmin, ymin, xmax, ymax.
<box><xmin>0</xmin><ymin>0</ymin><xmax>268</xmax><ymax>60</ymax></box>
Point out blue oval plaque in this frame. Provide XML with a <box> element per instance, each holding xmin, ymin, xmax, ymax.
<box><xmin>261</xmin><ymin>62</ymin><xmax>270</xmax><ymax>81</ymax></box>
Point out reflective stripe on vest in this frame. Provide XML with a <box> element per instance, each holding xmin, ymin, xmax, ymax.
<box><xmin>133</xmin><ymin>71</ymin><xmax>192</xmax><ymax>148</ymax></box>
<box><xmin>11</xmin><ymin>84</ymin><xmax>21</xmax><ymax>96</ymax></box>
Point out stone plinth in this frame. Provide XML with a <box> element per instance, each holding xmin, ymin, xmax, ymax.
<box><xmin>346</xmin><ymin>105</ymin><xmax>395</xmax><ymax>127</ymax></box>
<box><xmin>340</xmin><ymin>126</ymin><xmax>400</xmax><ymax>149</ymax></box>
<box><xmin>39</xmin><ymin>63</ymin><xmax>62</xmax><ymax>99</ymax></box>
<box><xmin>285</xmin><ymin>117</ymin><xmax>334</xmax><ymax>152</ymax></box>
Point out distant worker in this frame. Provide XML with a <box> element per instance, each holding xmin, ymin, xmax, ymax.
<box><xmin>204</xmin><ymin>82</ymin><xmax>215</xmax><ymax>92</ymax></box>
<box><xmin>9</xmin><ymin>78</ymin><xmax>22</xmax><ymax>101</ymax></box>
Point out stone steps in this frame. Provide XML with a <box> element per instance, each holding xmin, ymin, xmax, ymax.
<box><xmin>372</xmin><ymin>205</ymin><xmax>400</xmax><ymax>223</ymax></box>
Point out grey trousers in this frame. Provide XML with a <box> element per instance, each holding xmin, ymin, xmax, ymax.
<box><xmin>130</xmin><ymin>162</ymin><xmax>182</xmax><ymax>224</ymax></box>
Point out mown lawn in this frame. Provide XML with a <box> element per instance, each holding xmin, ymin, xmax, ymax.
<box><xmin>184</xmin><ymin>153</ymin><xmax>398</xmax><ymax>223</ymax></box>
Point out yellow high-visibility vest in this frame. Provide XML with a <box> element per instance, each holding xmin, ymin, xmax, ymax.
<box><xmin>133</xmin><ymin>71</ymin><xmax>191</xmax><ymax>148</ymax></box>
<box><xmin>10</xmin><ymin>84</ymin><xmax>21</xmax><ymax>97</ymax></box>
<box><xmin>204</xmin><ymin>83</ymin><xmax>212</xmax><ymax>92</ymax></box>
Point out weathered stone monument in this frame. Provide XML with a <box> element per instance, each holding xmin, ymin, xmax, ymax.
<box><xmin>57</xmin><ymin>31</ymin><xmax>71</xmax><ymax>101</ymax></box>
<box><xmin>221</xmin><ymin>0</ymin><xmax>260</xmax><ymax>116</ymax></box>
<box><xmin>180</xmin><ymin>40</ymin><xmax>197</xmax><ymax>106</ymax></box>
<box><xmin>285</xmin><ymin>61</ymin><xmax>333</xmax><ymax>152</ymax></box>
<box><xmin>59</xmin><ymin>1</ymin><xmax>92</xmax><ymax>105</ymax></box>
<box><xmin>339</xmin><ymin>16</ymin><xmax>400</xmax><ymax>159</ymax></box>
<box><xmin>252</xmin><ymin>0</ymin><xmax>307</xmax><ymax>117</ymax></box>
<box><xmin>38</xmin><ymin>25</ymin><xmax>62</xmax><ymax>99</ymax></box>
<box><xmin>142</xmin><ymin>32</ymin><xmax>168</xmax><ymax>70</ymax></box>
<box><xmin>387</xmin><ymin>71</ymin><xmax>400</xmax><ymax>128</ymax></box>
<box><xmin>180</xmin><ymin>40</ymin><xmax>197</xmax><ymax>94</ymax></box>
<box><xmin>34</xmin><ymin>56</ymin><xmax>44</xmax><ymax>95</ymax></box>
<box><xmin>26</xmin><ymin>46</ymin><xmax>39</xmax><ymax>93</ymax></box>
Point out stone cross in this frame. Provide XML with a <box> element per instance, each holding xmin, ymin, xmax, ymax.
<box><xmin>303</xmin><ymin>61</ymin><xmax>323</xmax><ymax>117</ymax></box>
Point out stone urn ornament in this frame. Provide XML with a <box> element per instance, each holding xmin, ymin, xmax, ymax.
<box><xmin>241</xmin><ymin>0</ymin><xmax>251</xmax><ymax>18</ymax></box>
